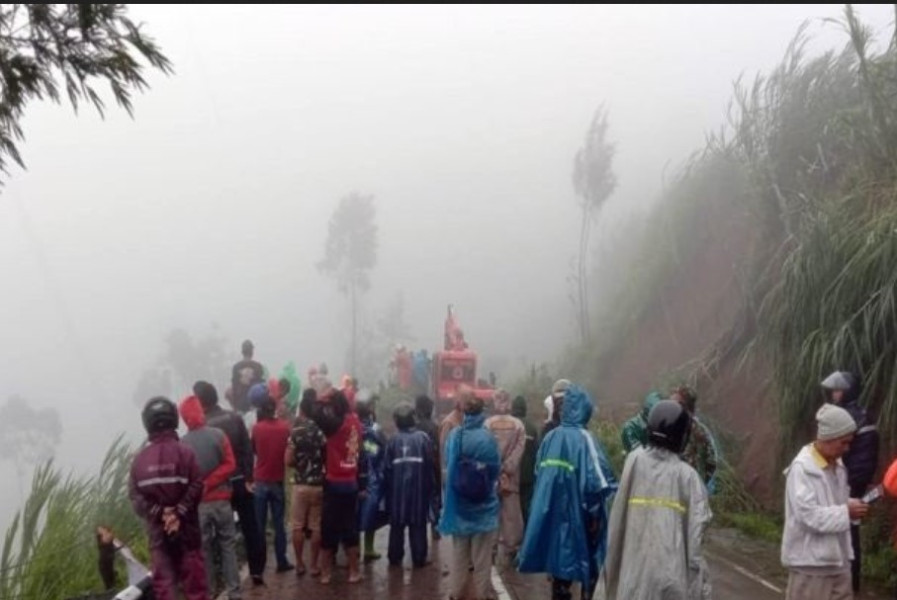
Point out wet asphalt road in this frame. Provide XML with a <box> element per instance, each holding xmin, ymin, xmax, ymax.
<box><xmin>234</xmin><ymin>529</ymin><xmax>792</xmax><ymax>600</ymax></box>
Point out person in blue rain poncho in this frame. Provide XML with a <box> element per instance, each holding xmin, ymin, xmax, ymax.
<box><xmin>356</xmin><ymin>389</ymin><xmax>388</xmax><ymax>561</ymax></box>
<box><xmin>383</xmin><ymin>402</ymin><xmax>438</xmax><ymax>568</ymax></box>
<box><xmin>517</xmin><ymin>383</ymin><xmax>617</xmax><ymax>600</ymax></box>
<box><xmin>439</xmin><ymin>385</ymin><xmax>501</xmax><ymax>600</ymax></box>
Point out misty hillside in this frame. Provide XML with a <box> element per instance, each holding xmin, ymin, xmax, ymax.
<box><xmin>571</xmin><ymin>9</ymin><xmax>897</xmax><ymax>510</ymax></box>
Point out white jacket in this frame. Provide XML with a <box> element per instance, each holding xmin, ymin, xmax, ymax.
<box><xmin>781</xmin><ymin>444</ymin><xmax>852</xmax><ymax>569</ymax></box>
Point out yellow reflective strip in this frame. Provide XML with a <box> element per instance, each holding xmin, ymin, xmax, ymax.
<box><xmin>628</xmin><ymin>497</ymin><xmax>686</xmax><ymax>513</ymax></box>
<box><xmin>540</xmin><ymin>459</ymin><xmax>574</xmax><ymax>472</ymax></box>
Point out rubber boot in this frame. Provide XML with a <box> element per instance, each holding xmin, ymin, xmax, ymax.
<box><xmin>363</xmin><ymin>531</ymin><xmax>381</xmax><ymax>561</ymax></box>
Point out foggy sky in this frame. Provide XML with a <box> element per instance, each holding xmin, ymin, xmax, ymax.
<box><xmin>0</xmin><ymin>4</ymin><xmax>893</xmax><ymax>523</ymax></box>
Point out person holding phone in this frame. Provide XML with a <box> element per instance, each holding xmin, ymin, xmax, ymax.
<box><xmin>781</xmin><ymin>403</ymin><xmax>868</xmax><ymax>600</ymax></box>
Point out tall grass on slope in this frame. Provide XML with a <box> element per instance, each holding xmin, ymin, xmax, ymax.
<box><xmin>724</xmin><ymin>8</ymin><xmax>897</xmax><ymax>458</ymax></box>
<box><xmin>759</xmin><ymin>197</ymin><xmax>897</xmax><ymax>458</ymax></box>
<box><xmin>0</xmin><ymin>436</ymin><xmax>147</xmax><ymax>600</ymax></box>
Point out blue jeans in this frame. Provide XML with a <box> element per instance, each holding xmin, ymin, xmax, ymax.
<box><xmin>254</xmin><ymin>481</ymin><xmax>290</xmax><ymax>569</ymax></box>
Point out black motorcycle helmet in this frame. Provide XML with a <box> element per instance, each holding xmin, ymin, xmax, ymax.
<box><xmin>821</xmin><ymin>371</ymin><xmax>863</xmax><ymax>405</ymax></box>
<box><xmin>142</xmin><ymin>396</ymin><xmax>179</xmax><ymax>434</ymax></box>
<box><xmin>647</xmin><ymin>399</ymin><xmax>692</xmax><ymax>454</ymax></box>
<box><xmin>393</xmin><ymin>402</ymin><xmax>416</xmax><ymax>430</ymax></box>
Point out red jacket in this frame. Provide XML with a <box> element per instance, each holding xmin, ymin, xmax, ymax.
<box><xmin>325</xmin><ymin>412</ymin><xmax>365</xmax><ymax>487</ymax></box>
<box><xmin>179</xmin><ymin>396</ymin><xmax>236</xmax><ymax>502</ymax></box>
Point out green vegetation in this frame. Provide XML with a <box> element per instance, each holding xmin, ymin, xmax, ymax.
<box><xmin>0</xmin><ymin>4</ymin><xmax>172</xmax><ymax>181</ymax></box>
<box><xmin>0</xmin><ymin>437</ymin><xmax>147</xmax><ymax>600</ymax></box>
<box><xmin>727</xmin><ymin>8</ymin><xmax>897</xmax><ymax>458</ymax></box>
<box><xmin>861</xmin><ymin>508</ymin><xmax>897</xmax><ymax>587</ymax></box>
<box><xmin>567</xmin><ymin>5</ymin><xmax>897</xmax><ymax>584</ymax></box>
<box><xmin>592</xmin><ymin>420</ymin><xmax>625</xmax><ymax>477</ymax></box>
<box><xmin>570</xmin><ymin>6</ymin><xmax>897</xmax><ymax>453</ymax></box>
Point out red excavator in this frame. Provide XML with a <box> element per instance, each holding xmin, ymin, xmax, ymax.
<box><xmin>431</xmin><ymin>304</ymin><xmax>494</xmax><ymax>416</ymax></box>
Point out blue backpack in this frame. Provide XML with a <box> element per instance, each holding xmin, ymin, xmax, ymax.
<box><xmin>451</xmin><ymin>428</ymin><xmax>491</xmax><ymax>503</ymax></box>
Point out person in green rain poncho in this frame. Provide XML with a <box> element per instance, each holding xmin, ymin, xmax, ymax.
<box><xmin>279</xmin><ymin>362</ymin><xmax>302</xmax><ymax>421</ymax></box>
<box><xmin>621</xmin><ymin>392</ymin><xmax>663</xmax><ymax>455</ymax></box>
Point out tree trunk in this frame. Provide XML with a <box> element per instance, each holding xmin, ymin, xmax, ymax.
<box><xmin>577</xmin><ymin>202</ymin><xmax>592</xmax><ymax>343</ymax></box>
<box><xmin>350</xmin><ymin>278</ymin><xmax>358</xmax><ymax>375</ymax></box>
<box><xmin>893</xmin><ymin>4</ymin><xmax>897</xmax><ymax>49</ymax></box>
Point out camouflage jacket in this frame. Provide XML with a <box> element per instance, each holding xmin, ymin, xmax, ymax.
<box><xmin>681</xmin><ymin>416</ymin><xmax>717</xmax><ymax>485</ymax></box>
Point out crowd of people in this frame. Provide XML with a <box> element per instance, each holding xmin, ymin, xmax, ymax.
<box><xmin>125</xmin><ymin>338</ymin><xmax>891</xmax><ymax>600</ymax></box>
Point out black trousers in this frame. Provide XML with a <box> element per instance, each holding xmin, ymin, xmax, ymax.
<box><xmin>519</xmin><ymin>482</ymin><xmax>534</xmax><ymax>525</ymax></box>
<box><xmin>231</xmin><ymin>479</ymin><xmax>266</xmax><ymax>577</ymax></box>
<box><xmin>388</xmin><ymin>522</ymin><xmax>428</xmax><ymax>567</ymax></box>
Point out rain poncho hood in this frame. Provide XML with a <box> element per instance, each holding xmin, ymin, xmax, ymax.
<box><xmin>279</xmin><ymin>362</ymin><xmax>302</xmax><ymax>416</ymax></box>
<box><xmin>179</xmin><ymin>395</ymin><xmax>205</xmax><ymax>431</ymax></box>
<box><xmin>561</xmin><ymin>384</ymin><xmax>594</xmax><ymax>425</ymax></box>
<box><xmin>602</xmin><ymin>446</ymin><xmax>712</xmax><ymax>600</ymax></box>
<box><xmin>517</xmin><ymin>385</ymin><xmax>617</xmax><ymax>588</ymax></box>
<box><xmin>438</xmin><ymin>412</ymin><xmax>500</xmax><ymax>537</ymax></box>
<box><xmin>641</xmin><ymin>391</ymin><xmax>663</xmax><ymax>421</ymax></box>
<box><xmin>621</xmin><ymin>392</ymin><xmax>663</xmax><ymax>453</ymax></box>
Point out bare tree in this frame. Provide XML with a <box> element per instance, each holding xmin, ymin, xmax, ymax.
<box><xmin>318</xmin><ymin>192</ymin><xmax>378</xmax><ymax>374</ymax></box>
<box><xmin>572</xmin><ymin>106</ymin><xmax>617</xmax><ymax>342</ymax></box>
